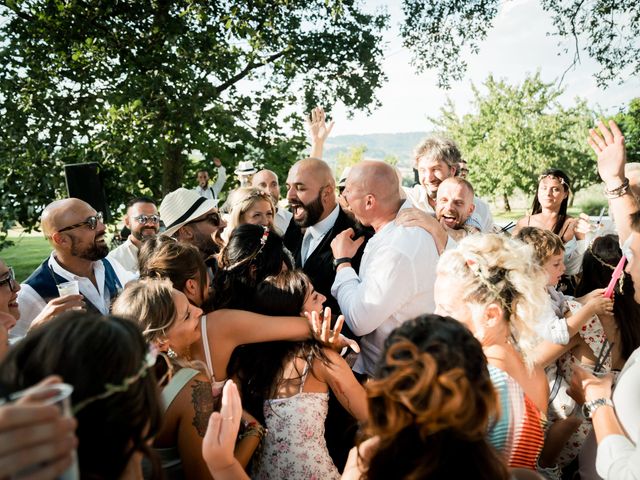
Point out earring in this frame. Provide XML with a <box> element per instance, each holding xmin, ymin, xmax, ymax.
<box><xmin>167</xmin><ymin>348</ymin><xmax>177</xmax><ymax>359</ymax></box>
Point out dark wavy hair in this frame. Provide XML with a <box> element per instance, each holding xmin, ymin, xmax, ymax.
<box><xmin>213</xmin><ymin>224</ymin><xmax>293</xmax><ymax>310</ymax></box>
<box><xmin>0</xmin><ymin>311</ymin><xmax>163</xmax><ymax>479</ymax></box>
<box><xmin>575</xmin><ymin>234</ymin><xmax>640</xmax><ymax>361</ymax></box>
<box><xmin>531</xmin><ymin>168</ymin><xmax>571</xmax><ymax>236</ymax></box>
<box><xmin>228</xmin><ymin>269</ymin><xmax>327</xmax><ymax>424</ymax></box>
<box><xmin>362</xmin><ymin>314</ymin><xmax>509</xmax><ymax>480</ymax></box>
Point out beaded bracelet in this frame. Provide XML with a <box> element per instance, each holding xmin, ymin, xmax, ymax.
<box><xmin>604</xmin><ymin>178</ymin><xmax>630</xmax><ymax>199</ymax></box>
<box><xmin>238</xmin><ymin>422</ymin><xmax>267</xmax><ymax>442</ymax></box>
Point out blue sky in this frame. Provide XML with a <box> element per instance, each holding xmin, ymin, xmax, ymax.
<box><xmin>330</xmin><ymin>0</ymin><xmax>640</xmax><ymax>136</ymax></box>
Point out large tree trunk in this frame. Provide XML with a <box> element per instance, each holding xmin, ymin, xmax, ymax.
<box><xmin>162</xmin><ymin>142</ymin><xmax>185</xmax><ymax>195</ymax></box>
<box><xmin>503</xmin><ymin>193</ymin><xmax>511</xmax><ymax>212</ymax></box>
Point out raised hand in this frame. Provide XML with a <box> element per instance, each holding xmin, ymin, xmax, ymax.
<box><xmin>305</xmin><ymin>308</ymin><xmax>360</xmax><ymax>353</ymax></box>
<box><xmin>202</xmin><ymin>380</ymin><xmax>247</xmax><ymax>479</ymax></box>
<box><xmin>307</xmin><ymin>106</ymin><xmax>335</xmax><ymax>159</ymax></box>
<box><xmin>588</xmin><ymin>120</ymin><xmax>626</xmax><ymax>188</ymax></box>
<box><xmin>395</xmin><ymin>208</ymin><xmax>448</xmax><ymax>254</ymax></box>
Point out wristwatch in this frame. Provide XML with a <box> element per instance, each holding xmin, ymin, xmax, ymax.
<box><xmin>582</xmin><ymin>397</ymin><xmax>614</xmax><ymax>419</ymax></box>
<box><xmin>333</xmin><ymin>257</ymin><xmax>352</xmax><ymax>269</ymax></box>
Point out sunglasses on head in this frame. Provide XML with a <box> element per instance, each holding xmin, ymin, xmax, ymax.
<box><xmin>132</xmin><ymin>214</ymin><xmax>161</xmax><ymax>224</ymax></box>
<box><xmin>57</xmin><ymin>212</ymin><xmax>104</xmax><ymax>234</ymax></box>
<box><xmin>0</xmin><ymin>267</ymin><xmax>18</xmax><ymax>292</ymax></box>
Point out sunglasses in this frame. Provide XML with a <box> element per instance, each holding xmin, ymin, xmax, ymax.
<box><xmin>0</xmin><ymin>267</ymin><xmax>18</xmax><ymax>292</ymax></box>
<box><xmin>132</xmin><ymin>214</ymin><xmax>161</xmax><ymax>224</ymax></box>
<box><xmin>188</xmin><ymin>212</ymin><xmax>221</xmax><ymax>227</ymax></box>
<box><xmin>57</xmin><ymin>212</ymin><xmax>104</xmax><ymax>233</ymax></box>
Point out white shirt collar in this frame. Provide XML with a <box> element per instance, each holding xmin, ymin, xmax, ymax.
<box><xmin>48</xmin><ymin>252</ymin><xmax>102</xmax><ymax>280</ymax></box>
<box><xmin>306</xmin><ymin>204</ymin><xmax>340</xmax><ymax>239</ymax></box>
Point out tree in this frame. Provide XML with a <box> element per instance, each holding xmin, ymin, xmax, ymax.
<box><xmin>0</xmin><ymin>1</ymin><xmax>388</xmax><ymax>241</ymax></box>
<box><xmin>433</xmin><ymin>73</ymin><xmax>598</xmax><ymax>211</ymax></box>
<box><xmin>615</xmin><ymin>98</ymin><xmax>640</xmax><ymax>164</ymax></box>
<box><xmin>400</xmin><ymin>0</ymin><xmax>640</xmax><ymax>88</ymax></box>
<box><xmin>335</xmin><ymin>145</ymin><xmax>367</xmax><ymax>179</ymax></box>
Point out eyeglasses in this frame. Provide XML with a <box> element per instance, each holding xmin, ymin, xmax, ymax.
<box><xmin>0</xmin><ymin>267</ymin><xmax>17</xmax><ymax>292</ymax></box>
<box><xmin>132</xmin><ymin>214</ymin><xmax>161</xmax><ymax>225</ymax></box>
<box><xmin>188</xmin><ymin>212</ymin><xmax>221</xmax><ymax>227</ymax></box>
<box><xmin>57</xmin><ymin>212</ymin><xmax>104</xmax><ymax>233</ymax></box>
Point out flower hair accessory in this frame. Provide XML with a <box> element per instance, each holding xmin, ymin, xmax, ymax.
<box><xmin>72</xmin><ymin>344</ymin><xmax>159</xmax><ymax>415</ymax></box>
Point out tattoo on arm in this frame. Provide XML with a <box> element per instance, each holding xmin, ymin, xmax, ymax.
<box><xmin>191</xmin><ymin>379</ymin><xmax>215</xmax><ymax>437</ymax></box>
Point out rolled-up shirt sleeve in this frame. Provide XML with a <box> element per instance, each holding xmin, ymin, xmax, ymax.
<box><xmin>597</xmin><ymin>433</ymin><xmax>640</xmax><ymax>479</ymax></box>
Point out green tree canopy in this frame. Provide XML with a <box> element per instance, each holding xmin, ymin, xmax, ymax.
<box><xmin>433</xmin><ymin>73</ymin><xmax>598</xmax><ymax>210</ymax></box>
<box><xmin>0</xmin><ymin>0</ymin><xmax>388</xmax><ymax>236</ymax></box>
<box><xmin>401</xmin><ymin>0</ymin><xmax>640</xmax><ymax>88</ymax></box>
<box><xmin>615</xmin><ymin>98</ymin><xmax>640</xmax><ymax>164</ymax></box>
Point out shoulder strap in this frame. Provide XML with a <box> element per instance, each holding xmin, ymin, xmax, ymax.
<box><xmin>298</xmin><ymin>353</ymin><xmax>315</xmax><ymax>394</ymax></box>
<box><xmin>200</xmin><ymin>315</ymin><xmax>215</xmax><ymax>379</ymax></box>
<box><xmin>101</xmin><ymin>259</ymin><xmax>122</xmax><ymax>299</ymax></box>
<box><xmin>161</xmin><ymin>367</ymin><xmax>200</xmax><ymax>413</ymax></box>
<box><xmin>209</xmin><ymin>186</ymin><xmax>216</xmax><ymax>200</ymax></box>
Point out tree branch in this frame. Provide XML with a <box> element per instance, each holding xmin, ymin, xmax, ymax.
<box><xmin>214</xmin><ymin>48</ymin><xmax>290</xmax><ymax>94</ymax></box>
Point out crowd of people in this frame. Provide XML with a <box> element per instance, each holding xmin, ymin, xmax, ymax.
<box><xmin>0</xmin><ymin>108</ymin><xmax>639</xmax><ymax>480</ymax></box>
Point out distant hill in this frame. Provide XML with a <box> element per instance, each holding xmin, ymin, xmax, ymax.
<box><xmin>323</xmin><ymin>132</ymin><xmax>430</xmax><ymax>169</ymax></box>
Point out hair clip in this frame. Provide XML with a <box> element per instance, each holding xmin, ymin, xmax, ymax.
<box><xmin>260</xmin><ymin>225</ymin><xmax>270</xmax><ymax>245</ymax></box>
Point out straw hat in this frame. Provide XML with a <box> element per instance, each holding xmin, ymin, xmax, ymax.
<box><xmin>160</xmin><ymin>188</ymin><xmax>216</xmax><ymax>237</ymax></box>
<box><xmin>234</xmin><ymin>160</ymin><xmax>257</xmax><ymax>176</ymax></box>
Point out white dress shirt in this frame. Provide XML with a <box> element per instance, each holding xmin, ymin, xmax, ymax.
<box><xmin>274</xmin><ymin>207</ymin><xmax>292</xmax><ymax>236</ymax></box>
<box><xmin>195</xmin><ymin>165</ymin><xmax>227</xmax><ymax>204</ymax></box>
<box><xmin>107</xmin><ymin>238</ymin><xmax>140</xmax><ymax>276</ymax></box>
<box><xmin>13</xmin><ymin>254</ymin><xmax>135</xmax><ymax>338</ymax></box>
<box><xmin>595</xmin><ymin>347</ymin><xmax>640</xmax><ymax>479</ymax></box>
<box><xmin>402</xmin><ymin>184</ymin><xmax>494</xmax><ymax>232</ymax></box>
<box><xmin>301</xmin><ymin>204</ymin><xmax>340</xmax><ymax>263</ymax></box>
<box><xmin>331</xmin><ymin>200</ymin><xmax>439</xmax><ymax>376</ymax></box>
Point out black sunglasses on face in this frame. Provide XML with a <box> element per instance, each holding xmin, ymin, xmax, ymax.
<box><xmin>189</xmin><ymin>212</ymin><xmax>221</xmax><ymax>227</ymax></box>
<box><xmin>0</xmin><ymin>267</ymin><xmax>18</xmax><ymax>292</ymax></box>
<box><xmin>133</xmin><ymin>214</ymin><xmax>161</xmax><ymax>224</ymax></box>
<box><xmin>57</xmin><ymin>212</ymin><xmax>104</xmax><ymax>234</ymax></box>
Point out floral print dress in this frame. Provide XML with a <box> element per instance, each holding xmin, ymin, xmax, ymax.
<box><xmin>251</xmin><ymin>354</ymin><xmax>340</xmax><ymax>480</ymax></box>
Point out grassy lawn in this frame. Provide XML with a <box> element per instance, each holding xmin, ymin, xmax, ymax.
<box><xmin>492</xmin><ymin>207</ymin><xmax>582</xmax><ymax>224</ymax></box>
<box><xmin>2</xmin><ymin>233</ymin><xmax>52</xmax><ymax>282</ymax></box>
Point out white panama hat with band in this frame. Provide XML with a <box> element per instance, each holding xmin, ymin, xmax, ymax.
<box><xmin>160</xmin><ymin>188</ymin><xmax>217</xmax><ymax>237</ymax></box>
<box><xmin>234</xmin><ymin>160</ymin><xmax>257</xmax><ymax>176</ymax></box>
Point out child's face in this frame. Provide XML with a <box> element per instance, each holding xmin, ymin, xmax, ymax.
<box><xmin>543</xmin><ymin>252</ymin><xmax>566</xmax><ymax>287</ymax></box>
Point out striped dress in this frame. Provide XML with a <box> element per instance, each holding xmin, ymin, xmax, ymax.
<box><xmin>488</xmin><ymin>365</ymin><xmax>547</xmax><ymax>469</ymax></box>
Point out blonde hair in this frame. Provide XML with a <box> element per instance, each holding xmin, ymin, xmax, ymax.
<box><xmin>226</xmin><ymin>187</ymin><xmax>277</xmax><ymax>235</ymax></box>
<box><xmin>437</xmin><ymin>234</ymin><xmax>547</xmax><ymax>368</ymax></box>
<box><xmin>515</xmin><ymin>226</ymin><xmax>564</xmax><ymax>265</ymax></box>
<box><xmin>112</xmin><ymin>277</ymin><xmax>176</xmax><ymax>344</ymax></box>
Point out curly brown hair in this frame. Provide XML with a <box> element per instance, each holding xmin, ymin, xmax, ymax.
<box><xmin>361</xmin><ymin>314</ymin><xmax>509</xmax><ymax>480</ymax></box>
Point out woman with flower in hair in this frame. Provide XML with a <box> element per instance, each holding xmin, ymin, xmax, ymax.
<box><xmin>343</xmin><ymin>314</ymin><xmax>511</xmax><ymax>480</ymax></box>
<box><xmin>434</xmin><ymin>234</ymin><xmax>549</xmax><ymax>470</ymax></box>
<box><xmin>514</xmin><ymin>168</ymin><xmax>586</xmax><ymax>288</ymax></box>
<box><xmin>0</xmin><ymin>310</ymin><xmax>163</xmax><ymax>479</ymax></box>
<box><xmin>113</xmin><ymin>276</ymin><xmax>275</xmax><ymax>479</ymax></box>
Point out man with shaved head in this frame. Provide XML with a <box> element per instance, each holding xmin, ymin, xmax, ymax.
<box><xmin>435</xmin><ymin>177</ymin><xmax>478</xmax><ymax>241</ymax></box>
<box><xmin>251</xmin><ymin>169</ymin><xmax>292</xmax><ymax>234</ymax></box>
<box><xmin>283</xmin><ymin>157</ymin><xmax>369</xmax><ymax>315</ymax></box>
<box><xmin>330</xmin><ymin>160</ymin><xmax>440</xmax><ymax>378</ymax></box>
<box><xmin>12</xmin><ymin>198</ymin><xmax>134</xmax><ymax>338</ymax></box>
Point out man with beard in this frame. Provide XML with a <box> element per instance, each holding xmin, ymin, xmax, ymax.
<box><xmin>194</xmin><ymin>157</ymin><xmax>227</xmax><ymax>206</ymax></box>
<box><xmin>404</xmin><ymin>136</ymin><xmax>494</xmax><ymax>232</ymax></box>
<box><xmin>283</xmin><ymin>157</ymin><xmax>368</xmax><ymax>315</ymax></box>
<box><xmin>251</xmin><ymin>169</ymin><xmax>292</xmax><ymax>235</ymax></box>
<box><xmin>13</xmin><ymin>198</ymin><xmax>134</xmax><ymax>338</ymax></box>
<box><xmin>159</xmin><ymin>187</ymin><xmax>226</xmax><ymax>270</ymax></box>
<box><xmin>107</xmin><ymin>196</ymin><xmax>160</xmax><ymax>275</ymax></box>
<box><xmin>435</xmin><ymin>177</ymin><xmax>478</xmax><ymax>241</ymax></box>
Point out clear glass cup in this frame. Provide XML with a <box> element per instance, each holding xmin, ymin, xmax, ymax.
<box><xmin>57</xmin><ymin>280</ymin><xmax>80</xmax><ymax>297</ymax></box>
